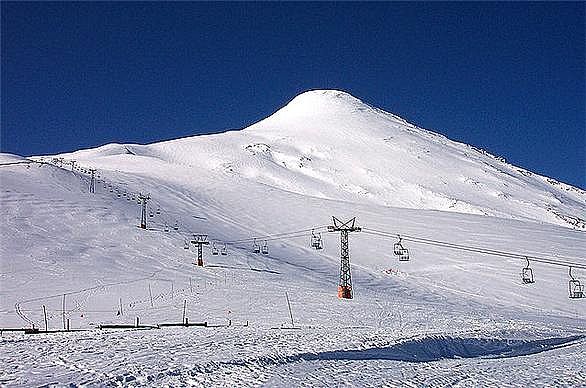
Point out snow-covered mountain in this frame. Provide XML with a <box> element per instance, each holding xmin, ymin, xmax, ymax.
<box><xmin>1</xmin><ymin>90</ymin><xmax>585</xmax><ymax>386</ymax></box>
<box><xmin>62</xmin><ymin>89</ymin><xmax>585</xmax><ymax>230</ymax></box>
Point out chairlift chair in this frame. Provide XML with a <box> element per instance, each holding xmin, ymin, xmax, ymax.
<box><xmin>569</xmin><ymin>267</ymin><xmax>585</xmax><ymax>299</ymax></box>
<box><xmin>253</xmin><ymin>239</ymin><xmax>260</xmax><ymax>254</ymax></box>
<box><xmin>164</xmin><ymin>223</ymin><xmax>169</xmax><ymax>232</ymax></box>
<box><xmin>310</xmin><ymin>230</ymin><xmax>324</xmax><ymax>250</ymax></box>
<box><xmin>156</xmin><ymin>208</ymin><xmax>161</xmax><ymax>215</ymax></box>
<box><xmin>393</xmin><ymin>236</ymin><xmax>410</xmax><ymax>262</ymax></box>
<box><xmin>212</xmin><ymin>242</ymin><xmax>219</xmax><ymax>256</ymax></box>
<box><xmin>521</xmin><ymin>257</ymin><xmax>535</xmax><ymax>284</ymax></box>
<box><xmin>569</xmin><ymin>281</ymin><xmax>584</xmax><ymax>299</ymax></box>
<box><xmin>221</xmin><ymin>243</ymin><xmax>228</xmax><ymax>255</ymax></box>
<box><xmin>149</xmin><ymin>211</ymin><xmax>154</xmax><ymax>217</ymax></box>
<box><xmin>173</xmin><ymin>222</ymin><xmax>179</xmax><ymax>231</ymax></box>
<box><xmin>315</xmin><ymin>233</ymin><xmax>323</xmax><ymax>250</ymax></box>
<box><xmin>261</xmin><ymin>241</ymin><xmax>269</xmax><ymax>255</ymax></box>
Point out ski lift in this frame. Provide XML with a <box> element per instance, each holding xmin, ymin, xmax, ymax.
<box><xmin>569</xmin><ymin>267</ymin><xmax>584</xmax><ymax>299</ymax></box>
<box><xmin>521</xmin><ymin>257</ymin><xmax>535</xmax><ymax>284</ymax></box>
<box><xmin>253</xmin><ymin>239</ymin><xmax>260</xmax><ymax>254</ymax></box>
<box><xmin>393</xmin><ymin>235</ymin><xmax>410</xmax><ymax>262</ymax></box>
<box><xmin>211</xmin><ymin>242</ymin><xmax>219</xmax><ymax>256</ymax></box>
<box><xmin>173</xmin><ymin>222</ymin><xmax>179</xmax><ymax>231</ymax></box>
<box><xmin>310</xmin><ymin>230</ymin><xmax>323</xmax><ymax>250</ymax></box>
<box><xmin>261</xmin><ymin>241</ymin><xmax>269</xmax><ymax>255</ymax></box>
<box><xmin>221</xmin><ymin>243</ymin><xmax>228</xmax><ymax>255</ymax></box>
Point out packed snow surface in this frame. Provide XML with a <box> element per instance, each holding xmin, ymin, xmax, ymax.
<box><xmin>1</xmin><ymin>90</ymin><xmax>585</xmax><ymax>386</ymax></box>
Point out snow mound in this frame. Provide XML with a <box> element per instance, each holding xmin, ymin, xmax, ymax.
<box><xmin>61</xmin><ymin>143</ymin><xmax>138</xmax><ymax>159</ymax></box>
<box><xmin>0</xmin><ymin>153</ymin><xmax>30</xmax><ymax>164</ymax></box>
<box><xmin>235</xmin><ymin>334</ymin><xmax>585</xmax><ymax>364</ymax></box>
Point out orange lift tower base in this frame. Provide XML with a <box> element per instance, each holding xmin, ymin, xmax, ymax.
<box><xmin>328</xmin><ymin>217</ymin><xmax>361</xmax><ymax>299</ymax></box>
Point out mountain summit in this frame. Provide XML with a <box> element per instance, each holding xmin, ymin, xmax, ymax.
<box><xmin>267</xmin><ymin>89</ymin><xmax>373</xmax><ymax>119</ymax></box>
<box><xmin>248</xmin><ymin>89</ymin><xmax>411</xmax><ymax>138</ymax></box>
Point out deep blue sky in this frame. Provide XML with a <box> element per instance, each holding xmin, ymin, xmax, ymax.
<box><xmin>1</xmin><ymin>2</ymin><xmax>584</xmax><ymax>187</ymax></box>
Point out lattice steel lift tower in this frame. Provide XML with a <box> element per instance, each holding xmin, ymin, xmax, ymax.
<box><xmin>328</xmin><ymin>217</ymin><xmax>361</xmax><ymax>299</ymax></box>
<box><xmin>138</xmin><ymin>193</ymin><xmax>150</xmax><ymax>229</ymax></box>
<box><xmin>89</xmin><ymin>169</ymin><xmax>96</xmax><ymax>193</ymax></box>
<box><xmin>191</xmin><ymin>234</ymin><xmax>209</xmax><ymax>267</ymax></box>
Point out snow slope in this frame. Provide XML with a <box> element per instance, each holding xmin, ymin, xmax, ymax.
<box><xmin>1</xmin><ymin>90</ymin><xmax>585</xmax><ymax>386</ymax></box>
<box><xmin>61</xmin><ymin>90</ymin><xmax>586</xmax><ymax>229</ymax></box>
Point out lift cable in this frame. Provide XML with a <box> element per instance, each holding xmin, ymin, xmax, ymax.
<box><xmin>361</xmin><ymin>227</ymin><xmax>586</xmax><ymax>270</ymax></box>
<box><xmin>224</xmin><ymin>226</ymin><xmax>330</xmax><ymax>244</ymax></box>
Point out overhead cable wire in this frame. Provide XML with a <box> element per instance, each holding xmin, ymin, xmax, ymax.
<box><xmin>224</xmin><ymin>226</ymin><xmax>329</xmax><ymax>244</ymax></box>
<box><xmin>361</xmin><ymin>227</ymin><xmax>586</xmax><ymax>270</ymax></box>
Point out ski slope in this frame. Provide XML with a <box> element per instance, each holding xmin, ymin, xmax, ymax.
<box><xmin>1</xmin><ymin>90</ymin><xmax>585</xmax><ymax>386</ymax></box>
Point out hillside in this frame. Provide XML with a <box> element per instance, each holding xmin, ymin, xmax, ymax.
<box><xmin>62</xmin><ymin>90</ymin><xmax>586</xmax><ymax>229</ymax></box>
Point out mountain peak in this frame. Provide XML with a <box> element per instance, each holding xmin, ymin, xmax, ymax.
<box><xmin>277</xmin><ymin>89</ymin><xmax>369</xmax><ymax>117</ymax></box>
<box><xmin>246</xmin><ymin>89</ymin><xmax>409</xmax><ymax>138</ymax></box>
<box><xmin>248</xmin><ymin>89</ymin><xmax>386</xmax><ymax>135</ymax></box>
<box><xmin>290</xmin><ymin>89</ymin><xmax>364</xmax><ymax>103</ymax></box>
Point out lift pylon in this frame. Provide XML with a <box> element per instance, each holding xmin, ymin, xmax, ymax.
<box><xmin>328</xmin><ymin>217</ymin><xmax>361</xmax><ymax>299</ymax></box>
<box><xmin>190</xmin><ymin>234</ymin><xmax>210</xmax><ymax>267</ymax></box>
<box><xmin>138</xmin><ymin>193</ymin><xmax>150</xmax><ymax>229</ymax></box>
<box><xmin>89</xmin><ymin>168</ymin><xmax>97</xmax><ymax>193</ymax></box>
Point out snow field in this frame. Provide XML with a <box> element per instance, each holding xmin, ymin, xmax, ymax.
<box><xmin>1</xmin><ymin>90</ymin><xmax>585</xmax><ymax>386</ymax></box>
